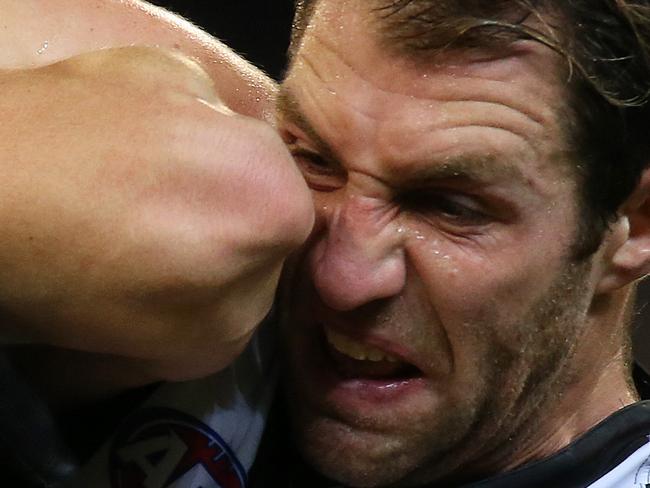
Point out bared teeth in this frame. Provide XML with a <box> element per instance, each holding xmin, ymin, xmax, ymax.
<box><xmin>324</xmin><ymin>327</ymin><xmax>398</xmax><ymax>363</ymax></box>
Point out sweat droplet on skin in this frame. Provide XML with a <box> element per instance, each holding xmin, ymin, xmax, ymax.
<box><xmin>406</xmin><ymin>228</ymin><xmax>426</xmax><ymax>241</ymax></box>
<box><xmin>37</xmin><ymin>41</ymin><xmax>49</xmax><ymax>55</ymax></box>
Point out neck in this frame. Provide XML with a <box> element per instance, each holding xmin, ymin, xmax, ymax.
<box><xmin>484</xmin><ymin>286</ymin><xmax>638</xmax><ymax>476</ymax></box>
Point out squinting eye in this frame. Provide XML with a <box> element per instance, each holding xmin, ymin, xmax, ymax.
<box><xmin>292</xmin><ymin>148</ymin><xmax>332</xmax><ymax>175</ymax></box>
<box><xmin>288</xmin><ymin>146</ymin><xmax>345</xmax><ymax>192</ymax></box>
<box><xmin>431</xmin><ymin>194</ymin><xmax>484</xmax><ymax>221</ymax></box>
<box><xmin>403</xmin><ymin>192</ymin><xmax>491</xmax><ymax>227</ymax></box>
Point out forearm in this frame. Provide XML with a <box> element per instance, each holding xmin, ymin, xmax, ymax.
<box><xmin>0</xmin><ymin>10</ymin><xmax>312</xmax><ymax>396</ymax></box>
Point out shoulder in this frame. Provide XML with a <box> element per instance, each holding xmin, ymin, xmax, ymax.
<box><xmin>0</xmin><ymin>0</ymin><xmax>275</xmax><ymax>118</ymax></box>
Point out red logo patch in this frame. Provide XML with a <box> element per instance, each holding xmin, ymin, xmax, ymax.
<box><xmin>109</xmin><ymin>408</ymin><xmax>246</xmax><ymax>488</ymax></box>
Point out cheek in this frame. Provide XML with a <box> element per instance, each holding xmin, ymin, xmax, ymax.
<box><xmin>405</xmin><ymin>229</ymin><xmax>568</xmax><ymax>348</ymax></box>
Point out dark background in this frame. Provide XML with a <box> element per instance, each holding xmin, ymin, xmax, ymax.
<box><xmin>150</xmin><ymin>0</ymin><xmax>650</xmax><ymax>372</ymax></box>
<box><xmin>150</xmin><ymin>0</ymin><xmax>296</xmax><ymax>80</ymax></box>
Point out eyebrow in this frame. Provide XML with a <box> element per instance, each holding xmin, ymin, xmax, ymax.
<box><xmin>404</xmin><ymin>154</ymin><xmax>530</xmax><ymax>189</ymax></box>
<box><xmin>277</xmin><ymin>85</ymin><xmax>534</xmax><ymax>191</ymax></box>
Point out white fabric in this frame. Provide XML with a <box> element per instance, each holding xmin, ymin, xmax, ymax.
<box><xmin>67</xmin><ymin>326</ymin><xmax>276</xmax><ymax>488</ymax></box>
<box><xmin>587</xmin><ymin>437</ymin><xmax>650</xmax><ymax>488</ymax></box>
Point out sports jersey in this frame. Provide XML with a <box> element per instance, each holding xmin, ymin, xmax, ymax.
<box><xmin>68</xmin><ymin>320</ymin><xmax>277</xmax><ymax>488</ymax></box>
<box><xmin>58</xmin><ymin>308</ymin><xmax>650</xmax><ymax>488</ymax></box>
<box><xmin>470</xmin><ymin>401</ymin><xmax>650</xmax><ymax>488</ymax></box>
<box><xmin>249</xmin><ymin>400</ymin><xmax>650</xmax><ymax>488</ymax></box>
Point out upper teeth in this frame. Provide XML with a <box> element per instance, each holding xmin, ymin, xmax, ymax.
<box><xmin>325</xmin><ymin>327</ymin><xmax>398</xmax><ymax>362</ymax></box>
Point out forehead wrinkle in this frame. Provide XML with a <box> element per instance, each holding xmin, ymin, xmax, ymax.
<box><xmin>285</xmin><ymin>15</ymin><xmax>572</xmax><ymax>198</ymax></box>
<box><xmin>307</xmin><ymin>33</ymin><xmax>408</xmax><ymax>98</ymax></box>
<box><xmin>278</xmin><ymin>84</ymin><xmax>535</xmax><ymax>191</ymax></box>
<box><xmin>299</xmin><ymin>43</ymin><xmax>545</xmax><ymax>151</ymax></box>
<box><xmin>304</xmin><ymin>30</ymin><xmax>555</xmax><ymax>132</ymax></box>
<box><xmin>299</xmin><ymin>51</ymin><xmax>396</xmax><ymax>131</ymax></box>
<box><xmin>276</xmin><ymin>85</ymin><xmax>340</xmax><ymax>163</ymax></box>
<box><xmin>280</xmin><ymin>66</ymin><xmax>546</xmax><ymax>195</ymax></box>
<box><xmin>391</xmin><ymin>110</ymin><xmax>541</xmax><ymax>150</ymax></box>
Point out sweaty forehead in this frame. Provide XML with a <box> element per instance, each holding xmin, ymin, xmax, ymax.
<box><xmin>293</xmin><ymin>0</ymin><xmax>566</xmax><ymax>91</ymax></box>
<box><xmin>285</xmin><ymin>0</ymin><xmax>571</xmax><ymax>176</ymax></box>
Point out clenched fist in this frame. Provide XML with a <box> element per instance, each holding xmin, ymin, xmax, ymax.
<box><xmin>0</xmin><ymin>47</ymin><xmax>313</xmax><ymax>384</ymax></box>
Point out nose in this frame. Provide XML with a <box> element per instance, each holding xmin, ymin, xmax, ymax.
<box><xmin>309</xmin><ymin>195</ymin><xmax>406</xmax><ymax>311</ymax></box>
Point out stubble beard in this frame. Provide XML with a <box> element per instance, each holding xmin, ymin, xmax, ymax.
<box><xmin>280</xmin><ymin>257</ymin><xmax>594</xmax><ymax>488</ymax></box>
<box><xmin>407</xmin><ymin>258</ymin><xmax>595</xmax><ymax>487</ymax></box>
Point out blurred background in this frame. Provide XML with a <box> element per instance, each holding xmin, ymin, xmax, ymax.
<box><xmin>150</xmin><ymin>0</ymin><xmax>295</xmax><ymax>80</ymax></box>
<box><xmin>150</xmin><ymin>0</ymin><xmax>650</xmax><ymax>378</ymax></box>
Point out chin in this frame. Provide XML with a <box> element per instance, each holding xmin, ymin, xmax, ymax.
<box><xmin>291</xmin><ymin>413</ymin><xmax>426</xmax><ymax>488</ymax></box>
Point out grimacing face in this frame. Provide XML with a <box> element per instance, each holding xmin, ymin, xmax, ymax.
<box><xmin>277</xmin><ymin>1</ymin><xmax>601</xmax><ymax>486</ymax></box>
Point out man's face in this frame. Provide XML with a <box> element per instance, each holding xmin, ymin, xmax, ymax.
<box><xmin>277</xmin><ymin>1</ymin><xmax>597</xmax><ymax>486</ymax></box>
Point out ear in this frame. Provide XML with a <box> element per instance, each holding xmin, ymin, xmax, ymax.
<box><xmin>596</xmin><ymin>169</ymin><xmax>650</xmax><ymax>294</ymax></box>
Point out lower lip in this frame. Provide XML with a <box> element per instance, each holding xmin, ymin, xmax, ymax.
<box><xmin>312</xmin><ymin>336</ymin><xmax>428</xmax><ymax>406</ymax></box>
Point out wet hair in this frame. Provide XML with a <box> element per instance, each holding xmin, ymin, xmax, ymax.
<box><xmin>292</xmin><ymin>0</ymin><xmax>650</xmax><ymax>258</ymax></box>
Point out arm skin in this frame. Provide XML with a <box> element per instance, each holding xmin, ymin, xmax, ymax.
<box><xmin>0</xmin><ymin>0</ymin><xmax>276</xmax><ymax>119</ymax></box>
<box><xmin>0</xmin><ymin>1</ymin><xmax>314</xmax><ymax>406</ymax></box>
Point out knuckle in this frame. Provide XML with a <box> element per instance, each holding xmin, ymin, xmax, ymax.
<box><xmin>229</xmin><ymin>118</ymin><xmax>315</xmax><ymax>249</ymax></box>
<box><xmin>133</xmin><ymin>112</ymin><xmax>314</xmax><ymax>273</ymax></box>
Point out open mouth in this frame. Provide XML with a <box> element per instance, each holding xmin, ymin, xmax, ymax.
<box><xmin>323</xmin><ymin>326</ymin><xmax>422</xmax><ymax>380</ymax></box>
